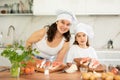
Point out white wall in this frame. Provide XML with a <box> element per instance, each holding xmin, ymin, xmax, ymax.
<box><xmin>0</xmin><ymin>15</ymin><xmax>120</xmax><ymax>49</ymax></box>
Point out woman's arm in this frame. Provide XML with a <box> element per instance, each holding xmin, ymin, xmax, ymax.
<box><xmin>55</xmin><ymin>42</ymin><xmax>70</xmax><ymax>62</ymax></box>
<box><xmin>66</xmin><ymin>45</ymin><xmax>75</xmax><ymax>65</ymax></box>
<box><xmin>26</xmin><ymin>28</ymin><xmax>47</xmax><ymax>48</ymax></box>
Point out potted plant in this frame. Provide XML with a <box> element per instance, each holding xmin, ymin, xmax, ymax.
<box><xmin>1</xmin><ymin>44</ymin><xmax>38</xmax><ymax>78</ymax></box>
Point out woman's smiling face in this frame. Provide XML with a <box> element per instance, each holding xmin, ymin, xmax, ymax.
<box><xmin>56</xmin><ymin>19</ymin><xmax>71</xmax><ymax>34</ymax></box>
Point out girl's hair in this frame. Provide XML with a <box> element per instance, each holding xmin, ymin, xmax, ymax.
<box><xmin>73</xmin><ymin>35</ymin><xmax>89</xmax><ymax>46</ymax></box>
<box><xmin>46</xmin><ymin>22</ymin><xmax>71</xmax><ymax>42</ymax></box>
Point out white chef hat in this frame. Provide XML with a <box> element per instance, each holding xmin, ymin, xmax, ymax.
<box><xmin>56</xmin><ymin>10</ymin><xmax>78</xmax><ymax>24</ymax></box>
<box><xmin>74</xmin><ymin>23</ymin><xmax>94</xmax><ymax>38</ymax></box>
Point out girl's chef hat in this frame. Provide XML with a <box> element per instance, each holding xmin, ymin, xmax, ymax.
<box><xmin>75</xmin><ymin>23</ymin><xmax>94</xmax><ymax>38</ymax></box>
<box><xmin>56</xmin><ymin>10</ymin><xmax>78</xmax><ymax>24</ymax></box>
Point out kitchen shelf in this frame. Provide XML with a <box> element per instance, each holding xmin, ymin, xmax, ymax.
<box><xmin>0</xmin><ymin>0</ymin><xmax>33</xmax><ymax>16</ymax></box>
<box><xmin>0</xmin><ymin>13</ymin><xmax>33</xmax><ymax>16</ymax></box>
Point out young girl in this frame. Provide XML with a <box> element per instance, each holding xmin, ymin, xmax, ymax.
<box><xmin>66</xmin><ymin>23</ymin><xmax>98</xmax><ymax>66</ymax></box>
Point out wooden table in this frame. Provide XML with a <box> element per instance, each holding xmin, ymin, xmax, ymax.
<box><xmin>0</xmin><ymin>70</ymin><xmax>81</xmax><ymax>80</ymax></box>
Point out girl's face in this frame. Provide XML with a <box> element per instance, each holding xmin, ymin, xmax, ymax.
<box><xmin>56</xmin><ymin>20</ymin><xmax>71</xmax><ymax>34</ymax></box>
<box><xmin>76</xmin><ymin>32</ymin><xmax>88</xmax><ymax>46</ymax></box>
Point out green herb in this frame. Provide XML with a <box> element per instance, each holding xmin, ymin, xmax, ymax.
<box><xmin>1</xmin><ymin>45</ymin><xmax>39</xmax><ymax>67</ymax></box>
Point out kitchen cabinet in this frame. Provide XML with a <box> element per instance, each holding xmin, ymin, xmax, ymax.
<box><xmin>83</xmin><ymin>0</ymin><xmax>120</xmax><ymax>15</ymax></box>
<box><xmin>33</xmin><ymin>0</ymin><xmax>86</xmax><ymax>15</ymax></box>
<box><xmin>33</xmin><ymin>0</ymin><xmax>120</xmax><ymax>15</ymax></box>
<box><xmin>0</xmin><ymin>0</ymin><xmax>33</xmax><ymax>16</ymax></box>
<box><xmin>96</xmin><ymin>50</ymin><xmax>120</xmax><ymax>66</ymax></box>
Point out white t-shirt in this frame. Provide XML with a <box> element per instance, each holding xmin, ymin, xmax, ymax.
<box><xmin>66</xmin><ymin>45</ymin><xmax>98</xmax><ymax>63</ymax></box>
<box><xmin>32</xmin><ymin>34</ymin><xmax>65</xmax><ymax>59</ymax></box>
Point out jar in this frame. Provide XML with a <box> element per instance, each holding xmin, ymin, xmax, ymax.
<box><xmin>0</xmin><ymin>6</ymin><xmax>8</xmax><ymax>14</ymax></box>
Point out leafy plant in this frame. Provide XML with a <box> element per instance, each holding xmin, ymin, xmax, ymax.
<box><xmin>0</xmin><ymin>44</ymin><xmax>39</xmax><ymax>77</ymax></box>
<box><xmin>1</xmin><ymin>45</ymin><xmax>39</xmax><ymax>67</ymax></box>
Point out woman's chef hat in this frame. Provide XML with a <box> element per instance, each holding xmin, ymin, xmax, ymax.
<box><xmin>56</xmin><ymin>10</ymin><xmax>78</xmax><ymax>24</ymax></box>
<box><xmin>75</xmin><ymin>23</ymin><xmax>94</xmax><ymax>38</ymax></box>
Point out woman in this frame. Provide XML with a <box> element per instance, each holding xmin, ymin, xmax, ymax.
<box><xmin>66</xmin><ymin>23</ymin><xmax>98</xmax><ymax>66</ymax></box>
<box><xmin>26</xmin><ymin>10</ymin><xmax>77</xmax><ymax>62</ymax></box>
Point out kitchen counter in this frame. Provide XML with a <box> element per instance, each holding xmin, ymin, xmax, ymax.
<box><xmin>0</xmin><ymin>70</ymin><xmax>81</xmax><ymax>80</ymax></box>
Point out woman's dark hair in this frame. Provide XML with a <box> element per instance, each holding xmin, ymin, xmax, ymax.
<box><xmin>46</xmin><ymin>22</ymin><xmax>71</xmax><ymax>42</ymax></box>
<box><xmin>73</xmin><ymin>35</ymin><xmax>89</xmax><ymax>46</ymax></box>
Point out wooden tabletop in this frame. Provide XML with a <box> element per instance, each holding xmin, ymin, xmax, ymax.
<box><xmin>0</xmin><ymin>70</ymin><xmax>81</xmax><ymax>80</ymax></box>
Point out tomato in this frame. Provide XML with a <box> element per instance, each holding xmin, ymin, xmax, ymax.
<box><xmin>30</xmin><ymin>67</ymin><xmax>35</xmax><ymax>73</ymax></box>
<box><xmin>25</xmin><ymin>67</ymin><xmax>31</xmax><ymax>74</ymax></box>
